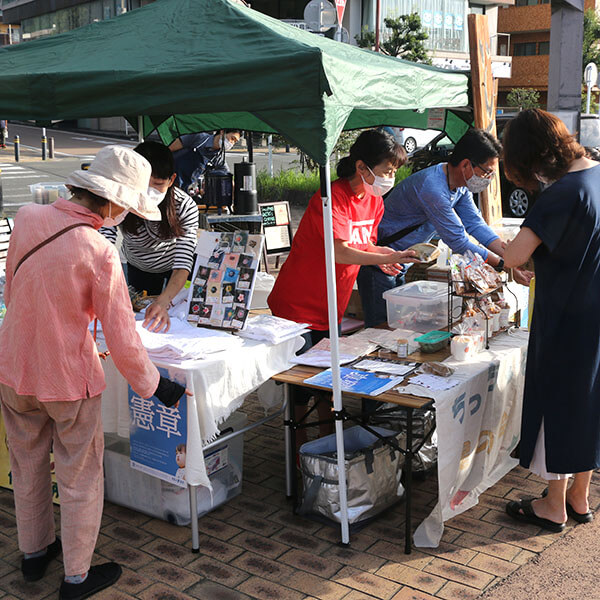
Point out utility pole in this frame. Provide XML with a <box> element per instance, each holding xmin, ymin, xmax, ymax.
<box><xmin>547</xmin><ymin>0</ymin><xmax>584</xmax><ymax>133</ymax></box>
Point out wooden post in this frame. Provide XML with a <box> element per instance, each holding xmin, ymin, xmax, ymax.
<box><xmin>468</xmin><ymin>14</ymin><xmax>502</xmax><ymax>226</ymax></box>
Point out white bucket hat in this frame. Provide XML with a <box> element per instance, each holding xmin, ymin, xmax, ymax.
<box><xmin>65</xmin><ymin>145</ymin><xmax>162</xmax><ymax>221</ymax></box>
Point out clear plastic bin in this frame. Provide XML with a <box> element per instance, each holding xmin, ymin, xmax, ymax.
<box><xmin>30</xmin><ymin>182</ymin><xmax>69</xmax><ymax>205</ymax></box>
<box><xmin>383</xmin><ymin>280</ymin><xmax>461</xmax><ymax>333</ymax></box>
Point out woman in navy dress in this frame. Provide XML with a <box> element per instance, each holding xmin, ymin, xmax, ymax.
<box><xmin>503</xmin><ymin>109</ymin><xmax>599</xmax><ymax>532</ymax></box>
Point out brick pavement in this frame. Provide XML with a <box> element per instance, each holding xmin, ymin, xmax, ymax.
<box><xmin>0</xmin><ymin>394</ymin><xmax>598</xmax><ymax>600</ymax></box>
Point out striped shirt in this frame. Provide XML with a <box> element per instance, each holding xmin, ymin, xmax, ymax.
<box><xmin>101</xmin><ymin>187</ymin><xmax>198</xmax><ymax>274</ymax></box>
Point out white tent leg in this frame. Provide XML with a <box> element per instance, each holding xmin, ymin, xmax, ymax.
<box><xmin>319</xmin><ymin>163</ymin><xmax>350</xmax><ymax>545</ymax></box>
<box><xmin>137</xmin><ymin>115</ymin><xmax>144</xmax><ymax>143</ymax></box>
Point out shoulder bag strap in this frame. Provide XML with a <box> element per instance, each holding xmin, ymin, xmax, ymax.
<box><xmin>13</xmin><ymin>223</ymin><xmax>93</xmax><ymax>277</ymax></box>
<box><xmin>378</xmin><ymin>222</ymin><xmax>424</xmax><ymax>247</ymax></box>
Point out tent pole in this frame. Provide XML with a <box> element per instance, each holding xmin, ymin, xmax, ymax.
<box><xmin>319</xmin><ymin>162</ymin><xmax>350</xmax><ymax>546</ymax></box>
<box><xmin>246</xmin><ymin>131</ymin><xmax>254</xmax><ymax>163</ymax></box>
<box><xmin>137</xmin><ymin>116</ymin><xmax>144</xmax><ymax>143</ymax></box>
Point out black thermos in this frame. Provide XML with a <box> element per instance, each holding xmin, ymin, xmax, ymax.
<box><xmin>233</xmin><ymin>160</ymin><xmax>258</xmax><ymax>215</ymax></box>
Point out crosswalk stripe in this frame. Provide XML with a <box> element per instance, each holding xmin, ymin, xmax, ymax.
<box><xmin>1</xmin><ymin>175</ymin><xmax>48</xmax><ymax>179</ymax></box>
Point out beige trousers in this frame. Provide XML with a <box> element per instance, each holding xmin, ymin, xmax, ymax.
<box><xmin>0</xmin><ymin>383</ymin><xmax>104</xmax><ymax>576</ymax></box>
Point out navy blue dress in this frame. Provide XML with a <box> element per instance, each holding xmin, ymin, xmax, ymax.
<box><xmin>520</xmin><ymin>165</ymin><xmax>600</xmax><ymax>474</ymax></box>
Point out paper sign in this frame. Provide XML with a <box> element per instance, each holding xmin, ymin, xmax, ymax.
<box><xmin>129</xmin><ymin>368</ymin><xmax>188</xmax><ymax>488</ymax></box>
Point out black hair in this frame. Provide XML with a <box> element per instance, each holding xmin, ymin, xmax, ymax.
<box><xmin>585</xmin><ymin>146</ymin><xmax>600</xmax><ymax>161</ymax></box>
<box><xmin>448</xmin><ymin>128</ymin><xmax>502</xmax><ymax>167</ymax></box>
<box><xmin>123</xmin><ymin>141</ymin><xmax>184</xmax><ymax>239</ymax></box>
<box><xmin>336</xmin><ymin>129</ymin><xmax>407</xmax><ymax>179</ymax></box>
<box><xmin>223</xmin><ymin>129</ymin><xmax>242</xmax><ymax>135</ymax></box>
<box><xmin>68</xmin><ymin>186</ymin><xmax>109</xmax><ymax>209</ymax></box>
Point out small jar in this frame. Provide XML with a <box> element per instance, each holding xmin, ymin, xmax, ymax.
<box><xmin>397</xmin><ymin>338</ymin><xmax>409</xmax><ymax>358</ymax></box>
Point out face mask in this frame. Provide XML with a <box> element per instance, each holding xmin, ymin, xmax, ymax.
<box><xmin>464</xmin><ymin>163</ymin><xmax>492</xmax><ymax>194</ymax></box>
<box><xmin>223</xmin><ymin>137</ymin><xmax>234</xmax><ymax>152</ymax></box>
<box><xmin>361</xmin><ymin>166</ymin><xmax>395</xmax><ymax>196</ymax></box>
<box><xmin>147</xmin><ymin>186</ymin><xmax>166</xmax><ymax>204</ymax></box>
<box><xmin>103</xmin><ymin>203</ymin><xmax>128</xmax><ymax>227</ymax></box>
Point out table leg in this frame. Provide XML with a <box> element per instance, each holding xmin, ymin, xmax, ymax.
<box><xmin>284</xmin><ymin>383</ymin><xmax>293</xmax><ymax>498</ymax></box>
<box><xmin>404</xmin><ymin>407</ymin><xmax>413</xmax><ymax>554</ymax></box>
<box><xmin>189</xmin><ymin>485</ymin><xmax>200</xmax><ymax>553</ymax></box>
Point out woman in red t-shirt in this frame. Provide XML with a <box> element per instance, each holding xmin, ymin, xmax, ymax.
<box><xmin>268</xmin><ymin>129</ymin><xmax>419</xmax><ymax>448</ymax></box>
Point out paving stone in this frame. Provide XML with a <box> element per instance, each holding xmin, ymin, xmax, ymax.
<box><xmin>278</xmin><ymin>548</ymin><xmax>342</xmax><ymax>578</ymax></box>
<box><xmin>140</xmin><ymin>519</ymin><xmax>192</xmax><ymax>545</ymax></box>
<box><xmin>271</xmin><ymin>528</ymin><xmax>332</xmax><ymax>554</ymax></box>
<box><xmin>451</xmin><ymin>532</ymin><xmax>521</xmax><ymax>562</ymax></box>
<box><xmin>323</xmin><ymin>545</ymin><xmax>386</xmax><ymax>572</ymax></box>
<box><xmin>102</xmin><ymin>502</ymin><xmax>152</xmax><ymax>527</ymax></box>
<box><xmin>98</xmin><ymin>541</ymin><xmax>154</xmax><ymax>570</ymax></box>
<box><xmin>195</xmin><ymin>534</ymin><xmax>245</xmax><ymax>562</ymax></box>
<box><xmin>0</xmin><ymin>569</ymin><xmax>61</xmax><ymax>600</ymax></box>
<box><xmin>229</xmin><ymin>531</ymin><xmax>290</xmax><ymax>559</ymax></box>
<box><xmin>511</xmin><ymin>548</ymin><xmax>538</xmax><ymax>565</ymax></box>
<box><xmin>436</xmin><ymin>580</ymin><xmax>482</xmax><ymax>600</ymax></box>
<box><xmin>391</xmin><ymin>587</ymin><xmax>438</xmax><ymax>600</ymax></box>
<box><xmin>94</xmin><ymin>589</ymin><xmax>138</xmax><ymax>600</ymax></box>
<box><xmin>227</xmin><ymin>512</ymin><xmax>282</xmax><ymax>537</ymax></box>
<box><xmin>231</xmin><ymin>550</ymin><xmax>295</xmax><ymax>583</ymax></box>
<box><xmin>227</xmin><ymin>496</ymin><xmax>279</xmax><ymax>518</ymax></box>
<box><xmin>137</xmin><ymin>582</ymin><xmax>199</xmax><ymax>600</ymax></box>
<box><xmin>209</xmin><ymin>503</ymin><xmax>239</xmax><ymax>522</ymax></box>
<box><xmin>0</xmin><ymin>536</ymin><xmax>18</xmax><ymax>560</ymax></box>
<box><xmin>192</xmin><ymin>516</ymin><xmax>243</xmax><ymax>541</ymax></box>
<box><xmin>480</xmin><ymin>508</ymin><xmax>544</xmax><ymax>535</ymax></box>
<box><xmin>492</xmin><ymin>526</ymin><xmax>559</xmax><ymax>553</ymax></box>
<box><xmin>444</xmin><ymin>514</ymin><xmax>501</xmax><ymax>539</ymax></box>
<box><xmin>376</xmin><ymin>562</ymin><xmax>446</xmax><ymax>595</ymax></box>
<box><xmin>187</xmin><ymin>555</ymin><xmax>250</xmax><ymax>587</ymax></box>
<box><xmin>419</xmin><ymin>541</ymin><xmax>478</xmax><ymax>566</ymax></box>
<box><xmin>269</xmin><ymin>509</ymin><xmax>324</xmax><ymax>534</ymax></box>
<box><xmin>113</xmin><ymin>566</ymin><xmax>154</xmax><ymax>595</ymax></box>
<box><xmin>139</xmin><ymin>539</ymin><xmax>197</xmax><ymax>567</ymax></box>
<box><xmin>138</xmin><ymin>560</ymin><xmax>202</xmax><ymax>589</ymax></box>
<box><xmin>423</xmin><ymin>558</ymin><xmax>495</xmax><ymax>590</ymax></box>
<box><xmin>313</xmin><ymin>526</ymin><xmax>377</xmax><ymax>551</ymax></box>
<box><xmin>335</xmin><ymin>566</ymin><xmax>401</xmax><ymax>600</ymax></box>
<box><xmin>440</xmin><ymin>527</ymin><xmax>463</xmax><ymax>545</ymax></box>
<box><xmin>367</xmin><ymin>541</ymin><xmax>434</xmax><ymax>570</ymax></box>
<box><xmin>282</xmin><ymin>570</ymin><xmax>351</xmax><ymax>599</ymax></box>
<box><xmin>242</xmin><ymin>481</ymin><xmax>277</xmax><ymax>501</ymax></box>
<box><xmin>186</xmin><ymin>580</ymin><xmax>253</xmax><ymax>600</ymax></box>
<box><xmin>103</xmin><ymin>522</ymin><xmax>155</xmax><ymax>548</ymax></box>
<box><xmin>236</xmin><ymin>575</ymin><xmax>305</xmax><ymax>600</ymax></box>
<box><xmin>342</xmin><ymin>592</ymin><xmax>382</xmax><ymax>600</ymax></box>
<box><xmin>467</xmin><ymin>553</ymin><xmax>519</xmax><ymax>578</ymax></box>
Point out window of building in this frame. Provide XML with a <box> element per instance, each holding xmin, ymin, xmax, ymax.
<box><xmin>514</xmin><ymin>42</ymin><xmax>537</xmax><ymax>56</ymax></box>
<box><xmin>538</xmin><ymin>41</ymin><xmax>550</xmax><ymax>55</ymax></box>
<box><xmin>516</xmin><ymin>0</ymin><xmax>549</xmax><ymax>5</ymax></box>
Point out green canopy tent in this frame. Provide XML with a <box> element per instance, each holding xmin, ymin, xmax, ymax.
<box><xmin>0</xmin><ymin>0</ymin><xmax>470</xmax><ymax>551</ymax></box>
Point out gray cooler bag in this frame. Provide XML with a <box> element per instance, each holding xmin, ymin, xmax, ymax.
<box><xmin>298</xmin><ymin>425</ymin><xmax>404</xmax><ymax>524</ymax></box>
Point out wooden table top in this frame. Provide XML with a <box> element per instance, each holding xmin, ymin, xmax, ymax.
<box><xmin>272</xmin><ymin>346</ymin><xmax>451</xmax><ymax>411</ymax></box>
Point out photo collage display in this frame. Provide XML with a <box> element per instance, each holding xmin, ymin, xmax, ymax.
<box><xmin>188</xmin><ymin>231</ymin><xmax>263</xmax><ymax>330</ymax></box>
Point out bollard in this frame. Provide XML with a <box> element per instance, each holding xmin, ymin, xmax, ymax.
<box><xmin>48</xmin><ymin>137</ymin><xmax>55</xmax><ymax>159</ymax></box>
<box><xmin>14</xmin><ymin>136</ymin><xmax>20</xmax><ymax>162</ymax></box>
<box><xmin>41</xmin><ymin>135</ymin><xmax>47</xmax><ymax>160</ymax></box>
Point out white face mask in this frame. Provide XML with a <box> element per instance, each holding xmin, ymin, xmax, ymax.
<box><xmin>103</xmin><ymin>203</ymin><xmax>128</xmax><ymax>227</ymax></box>
<box><xmin>223</xmin><ymin>137</ymin><xmax>234</xmax><ymax>151</ymax></box>
<box><xmin>464</xmin><ymin>163</ymin><xmax>492</xmax><ymax>194</ymax></box>
<box><xmin>147</xmin><ymin>186</ymin><xmax>166</xmax><ymax>204</ymax></box>
<box><xmin>361</xmin><ymin>165</ymin><xmax>395</xmax><ymax>196</ymax></box>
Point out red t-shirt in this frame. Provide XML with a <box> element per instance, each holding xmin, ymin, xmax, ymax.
<box><xmin>268</xmin><ymin>178</ymin><xmax>384</xmax><ymax>330</ymax></box>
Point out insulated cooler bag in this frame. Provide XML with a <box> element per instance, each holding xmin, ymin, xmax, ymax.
<box><xmin>298</xmin><ymin>426</ymin><xmax>404</xmax><ymax>524</ymax></box>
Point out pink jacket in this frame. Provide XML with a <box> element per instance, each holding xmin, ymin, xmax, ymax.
<box><xmin>0</xmin><ymin>198</ymin><xmax>159</xmax><ymax>402</ymax></box>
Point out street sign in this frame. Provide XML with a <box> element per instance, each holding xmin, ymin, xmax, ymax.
<box><xmin>584</xmin><ymin>63</ymin><xmax>598</xmax><ymax>87</ymax></box>
<box><xmin>335</xmin><ymin>0</ymin><xmax>347</xmax><ymax>24</ymax></box>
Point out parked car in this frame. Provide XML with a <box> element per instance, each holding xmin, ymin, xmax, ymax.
<box><xmin>383</xmin><ymin>126</ymin><xmax>443</xmax><ymax>154</ymax></box>
<box><xmin>408</xmin><ymin>120</ymin><xmax>539</xmax><ymax>218</ymax></box>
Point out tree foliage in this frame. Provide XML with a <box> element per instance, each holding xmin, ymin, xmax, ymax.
<box><xmin>355</xmin><ymin>13</ymin><xmax>431</xmax><ymax>65</ymax></box>
<box><xmin>506</xmin><ymin>88</ymin><xmax>540</xmax><ymax>110</ymax></box>
<box><xmin>583</xmin><ymin>9</ymin><xmax>600</xmax><ymax>72</ymax></box>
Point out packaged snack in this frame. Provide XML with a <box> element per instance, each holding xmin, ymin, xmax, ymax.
<box><xmin>450</xmin><ymin>255</ymin><xmax>467</xmax><ymax>294</ymax></box>
<box><xmin>420</xmin><ymin>361</ymin><xmax>455</xmax><ymax>377</ymax></box>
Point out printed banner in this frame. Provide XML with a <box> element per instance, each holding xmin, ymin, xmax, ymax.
<box><xmin>413</xmin><ymin>331</ymin><xmax>528</xmax><ymax>547</ymax></box>
<box><xmin>129</xmin><ymin>368</ymin><xmax>188</xmax><ymax>488</ymax></box>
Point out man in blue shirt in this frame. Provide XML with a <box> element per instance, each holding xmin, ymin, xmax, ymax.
<box><xmin>169</xmin><ymin>129</ymin><xmax>241</xmax><ymax>192</ymax></box>
<box><xmin>358</xmin><ymin>128</ymin><xmax>530</xmax><ymax>327</ymax></box>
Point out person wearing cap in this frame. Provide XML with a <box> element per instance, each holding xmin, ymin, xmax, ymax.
<box><xmin>0</xmin><ymin>146</ymin><xmax>186</xmax><ymax>600</ymax></box>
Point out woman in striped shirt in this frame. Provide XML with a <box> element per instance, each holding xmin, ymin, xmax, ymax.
<box><xmin>101</xmin><ymin>141</ymin><xmax>198</xmax><ymax>333</ymax></box>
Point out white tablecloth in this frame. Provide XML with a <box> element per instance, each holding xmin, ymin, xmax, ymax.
<box><xmin>101</xmin><ymin>336</ymin><xmax>303</xmax><ymax>489</ymax></box>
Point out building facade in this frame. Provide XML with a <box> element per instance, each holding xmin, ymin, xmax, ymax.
<box><xmin>497</xmin><ymin>0</ymin><xmax>598</xmax><ymax>108</ymax></box>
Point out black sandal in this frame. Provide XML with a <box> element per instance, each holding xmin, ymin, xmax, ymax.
<box><xmin>506</xmin><ymin>498</ymin><xmax>566</xmax><ymax>533</ymax></box>
<box><xmin>541</xmin><ymin>487</ymin><xmax>594</xmax><ymax>524</ymax></box>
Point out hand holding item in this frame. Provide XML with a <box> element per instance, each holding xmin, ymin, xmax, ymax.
<box><xmin>512</xmin><ymin>267</ymin><xmax>534</xmax><ymax>287</ymax></box>
<box><xmin>143</xmin><ymin>300</ymin><xmax>171</xmax><ymax>333</ymax></box>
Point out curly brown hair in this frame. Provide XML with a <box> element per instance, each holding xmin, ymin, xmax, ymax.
<box><xmin>502</xmin><ymin>109</ymin><xmax>585</xmax><ymax>189</ymax></box>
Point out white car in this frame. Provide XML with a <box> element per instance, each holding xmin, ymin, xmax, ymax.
<box><xmin>384</xmin><ymin>127</ymin><xmax>441</xmax><ymax>154</ymax></box>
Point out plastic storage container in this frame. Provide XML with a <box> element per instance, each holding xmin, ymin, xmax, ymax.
<box><xmin>383</xmin><ymin>280</ymin><xmax>461</xmax><ymax>333</ymax></box>
<box><xmin>30</xmin><ymin>182</ymin><xmax>69</xmax><ymax>205</ymax></box>
<box><xmin>103</xmin><ymin>411</ymin><xmax>247</xmax><ymax>526</ymax></box>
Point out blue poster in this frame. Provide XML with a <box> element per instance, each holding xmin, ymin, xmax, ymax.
<box><xmin>454</xmin><ymin>13</ymin><xmax>464</xmax><ymax>31</ymax></box>
<box><xmin>129</xmin><ymin>367</ymin><xmax>187</xmax><ymax>488</ymax></box>
<box><xmin>444</xmin><ymin>13</ymin><xmax>453</xmax><ymax>29</ymax></box>
<box><xmin>433</xmin><ymin>11</ymin><xmax>443</xmax><ymax>29</ymax></box>
<box><xmin>422</xmin><ymin>10</ymin><xmax>433</xmax><ymax>28</ymax></box>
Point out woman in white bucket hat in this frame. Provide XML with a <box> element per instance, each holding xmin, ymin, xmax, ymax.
<box><xmin>0</xmin><ymin>146</ymin><xmax>186</xmax><ymax>600</ymax></box>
